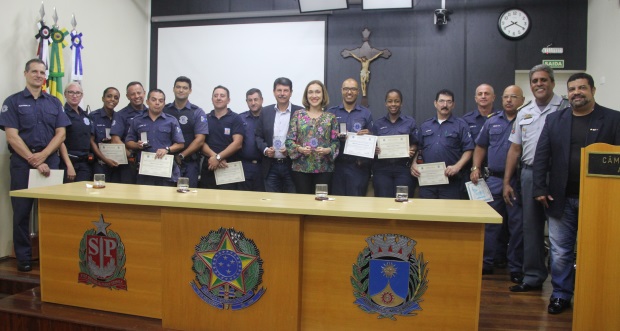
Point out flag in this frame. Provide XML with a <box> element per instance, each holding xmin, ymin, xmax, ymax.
<box><xmin>35</xmin><ymin>21</ymin><xmax>51</xmax><ymax>90</ymax></box>
<box><xmin>49</xmin><ymin>26</ymin><xmax>69</xmax><ymax>103</ymax></box>
<box><xmin>70</xmin><ymin>30</ymin><xmax>84</xmax><ymax>82</ymax></box>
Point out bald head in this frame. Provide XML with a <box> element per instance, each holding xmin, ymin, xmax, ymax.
<box><xmin>341</xmin><ymin>78</ymin><xmax>360</xmax><ymax>107</ymax></box>
<box><xmin>474</xmin><ymin>84</ymin><xmax>495</xmax><ymax>114</ymax></box>
<box><xmin>502</xmin><ymin>85</ymin><xmax>525</xmax><ymax>115</ymax></box>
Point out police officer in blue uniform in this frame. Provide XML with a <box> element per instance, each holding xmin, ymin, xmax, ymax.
<box><xmin>471</xmin><ymin>85</ymin><xmax>525</xmax><ymax>283</ymax></box>
<box><xmin>328</xmin><ymin>78</ymin><xmax>374</xmax><ymax>196</ymax></box>
<box><xmin>238</xmin><ymin>88</ymin><xmax>265</xmax><ymax>191</ymax></box>
<box><xmin>163</xmin><ymin>76</ymin><xmax>208</xmax><ymax>188</ymax></box>
<box><xmin>411</xmin><ymin>89</ymin><xmax>474</xmax><ymax>199</ymax></box>
<box><xmin>125</xmin><ymin>89</ymin><xmax>184</xmax><ymax>186</ymax></box>
<box><xmin>0</xmin><ymin>58</ymin><xmax>71</xmax><ymax>272</ymax></box>
<box><xmin>200</xmin><ymin>85</ymin><xmax>244</xmax><ymax>190</ymax></box>
<box><xmin>373</xmin><ymin>89</ymin><xmax>418</xmax><ymax>198</ymax></box>
<box><xmin>110</xmin><ymin>81</ymin><xmax>147</xmax><ymax>184</ymax></box>
<box><xmin>89</xmin><ymin>87</ymin><xmax>121</xmax><ymax>182</ymax></box>
<box><xmin>59</xmin><ymin>82</ymin><xmax>93</xmax><ymax>182</ymax></box>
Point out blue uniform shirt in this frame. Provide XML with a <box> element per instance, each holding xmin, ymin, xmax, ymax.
<box><xmin>0</xmin><ymin>88</ymin><xmax>71</xmax><ymax>151</ymax></box>
<box><xmin>110</xmin><ymin>103</ymin><xmax>145</xmax><ymax>142</ymax></box>
<box><xmin>374</xmin><ymin>113</ymin><xmax>418</xmax><ymax>167</ymax></box>
<box><xmin>89</xmin><ymin>108</ymin><xmax>114</xmax><ymax>144</ymax></box>
<box><xmin>327</xmin><ymin>103</ymin><xmax>374</xmax><ymax>156</ymax></box>
<box><xmin>462</xmin><ymin>109</ymin><xmax>497</xmax><ymax>141</ymax></box>
<box><xmin>125</xmin><ymin>111</ymin><xmax>185</xmax><ymax>181</ymax></box>
<box><xmin>206</xmin><ymin>109</ymin><xmax>245</xmax><ymax>160</ymax></box>
<box><xmin>238</xmin><ymin>110</ymin><xmax>262</xmax><ymax>161</ymax></box>
<box><xmin>418</xmin><ymin>114</ymin><xmax>474</xmax><ymax>166</ymax></box>
<box><xmin>475</xmin><ymin>111</ymin><xmax>515</xmax><ymax>194</ymax></box>
<box><xmin>63</xmin><ymin>104</ymin><xmax>92</xmax><ymax>156</ymax></box>
<box><xmin>163</xmin><ymin>101</ymin><xmax>208</xmax><ymax>150</ymax></box>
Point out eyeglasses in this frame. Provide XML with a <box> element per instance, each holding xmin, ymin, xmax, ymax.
<box><xmin>66</xmin><ymin>91</ymin><xmax>83</xmax><ymax>96</ymax></box>
<box><xmin>437</xmin><ymin>99</ymin><xmax>453</xmax><ymax>105</ymax></box>
<box><xmin>502</xmin><ymin>95</ymin><xmax>520</xmax><ymax>100</ymax></box>
<box><xmin>342</xmin><ymin>88</ymin><xmax>359</xmax><ymax>93</ymax></box>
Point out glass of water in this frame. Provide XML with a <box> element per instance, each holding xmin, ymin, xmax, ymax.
<box><xmin>93</xmin><ymin>174</ymin><xmax>106</xmax><ymax>189</ymax></box>
<box><xmin>315</xmin><ymin>184</ymin><xmax>328</xmax><ymax>201</ymax></box>
<box><xmin>177</xmin><ymin>177</ymin><xmax>190</xmax><ymax>193</ymax></box>
<box><xmin>395</xmin><ymin>186</ymin><xmax>409</xmax><ymax>202</ymax></box>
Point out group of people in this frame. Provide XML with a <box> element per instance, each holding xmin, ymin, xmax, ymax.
<box><xmin>2</xmin><ymin>58</ymin><xmax>619</xmax><ymax>316</ymax></box>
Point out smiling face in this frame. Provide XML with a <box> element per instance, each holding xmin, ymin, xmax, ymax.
<box><xmin>273</xmin><ymin>84</ymin><xmax>292</xmax><ymax>108</ymax></box>
<box><xmin>306</xmin><ymin>83</ymin><xmax>323</xmax><ymax>108</ymax></box>
<box><xmin>102</xmin><ymin>88</ymin><xmax>120</xmax><ymax>111</ymax></box>
<box><xmin>341</xmin><ymin>79</ymin><xmax>359</xmax><ymax>106</ymax></box>
<box><xmin>474</xmin><ymin>84</ymin><xmax>495</xmax><ymax>109</ymax></box>
<box><xmin>64</xmin><ymin>83</ymin><xmax>84</xmax><ymax>109</ymax></box>
<box><xmin>24</xmin><ymin>62</ymin><xmax>46</xmax><ymax>90</ymax></box>
<box><xmin>530</xmin><ymin>70</ymin><xmax>555</xmax><ymax>104</ymax></box>
<box><xmin>126</xmin><ymin>84</ymin><xmax>145</xmax><ymax>108</ymax></box>
<box><xmin>567</xmin><ymin>78</ymin><xmax>595</xmax><ymax>110</ymax></box>
<box><xmin>212</xmin><ymin>88</ymin><xmax>230</xmax><ymax>111</ymax></box>
<box><xmin>385</xmin><ymin>91</ymin><xmax>402</xmax><ymax>116</ymax></box>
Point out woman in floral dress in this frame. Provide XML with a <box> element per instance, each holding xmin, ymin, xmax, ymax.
<box><xmin>285</xmin><ymin>80</ymin><xmax>340</xmax><ymax>194</ymax></box>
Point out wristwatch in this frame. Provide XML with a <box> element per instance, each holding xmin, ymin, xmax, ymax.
<box><xmin>470</xmin><ymin>166</ymin><xmax>479</xmax><ymax>172</ymax></box>
<box><xmin>165</xmin><ymin>146</ymin><xmax>170</xmax><ymax>153</ymax></box>
<box><xmin>179</xmin><ymin>154</ymin><xmax>185</xmax><ymax>161</ymax></box>
<box><xmin>216</xmin><ymin>154</ymin><xmax>221</xmax><ymax>161</ymax></box>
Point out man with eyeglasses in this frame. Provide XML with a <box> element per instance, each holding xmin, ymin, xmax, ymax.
<box><xmin>471</xmin><ymin>85</ymin><xmax>525</xmax><ymax>282</ymax></box>
<box><xmin>163</xmin><ymin>76</ymin><xmax>208</xmax><ymax>188</ymax></box>
<box><xmin>0</xmin><ymin>58</ymin><xmax>71</xmax><ymax>272</ymax></box>
<box><xmin>411</xmin><ymin>89</ymin><xmax>474</xmax><ymax>199</ymax></box>
<box><xmin>59</xmin><ymin>82</ymin><xmax>93</xmax><ymax>183</ymax></box>
<box><xmin>327</xmin><ymin>78</ymin><xmax>374</xmax><ymax>196</ymax></box>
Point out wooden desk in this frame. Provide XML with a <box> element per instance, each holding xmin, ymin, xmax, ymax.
<box><xmin>12</xmin><ymin>182</ymin><xmax>500</xmax><ymax>330</ymax></box>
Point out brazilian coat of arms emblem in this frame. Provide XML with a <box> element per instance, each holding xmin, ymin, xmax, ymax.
<box><xmin>78</xmin><ymin>214</ymin><xmax>127</xmax><ymax>290</ymax></box>
<box><xmin>191</xmin><ymin>228</ymin><xmax>265</xmax><ymax>310</ymax></box>
<box><xmin>351</xmin><ymin>233</ymin><xmax>428</xmax><ymax>320</ymax></box>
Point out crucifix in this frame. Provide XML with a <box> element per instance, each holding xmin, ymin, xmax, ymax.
<box><xmin>341</xmin><ymin>28</ymin><xmax>391</xmax><ymax>105</ymax></box>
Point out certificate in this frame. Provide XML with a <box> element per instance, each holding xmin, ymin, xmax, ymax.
<box><xmin>465</xmin><ymin>179</ymin><xmax>493</xmax><ymax>202</ymax></box>
<box><xmin>273</xmin><ymin>136</ymin><xmax>286</xmax><ymax>159</ymax></box>
<box><xmin>98</xmin><ymin>143</ymin><xmax>128</xmax><ymax>164</ymax></box>
<box><xmin>417</xmin><ymin>162</ymin><xmax>449</xmax><ymax>186</ymax></box>
<box><xmin>377</xmin><ymin>134</ymin><xmax>410</xmax><ymax>159</ymax></box>
<box><xmin>215</xmin><ymin>161</ymin><xmax>246</xmax><ymax>185</ymax></box>
<box><xmin>28</xmin><ymin>169</ymin><xmax>64</xmax><ymax>188</ymax></box>
<box><xmin>343</xmin><ymin>133</ymin><xmax>377</xmax><ymax>159</ymax></box>
<box><xmin>138</xmin><ymin>152</ymin><xmax>174</xmax><ymax>178</ymax></box>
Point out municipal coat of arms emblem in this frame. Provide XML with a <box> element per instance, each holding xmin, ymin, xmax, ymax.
<box><xmin>351</xmin><ymin>234</ymin><xmax>428</xmax><ymax>320</ymax></box>
<box><xmin>78</xmin><ymin>214</ymin><xmax>127</xmax><ymax>290</ymax></box>
<box><xmin>191</xmin><ymin>228</ymin><xmax>265</xmax><ymax>310</ymax></box>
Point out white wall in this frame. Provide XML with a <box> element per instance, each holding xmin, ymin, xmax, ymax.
<box><xmin>0</xmin><ymin>0</ymin><xmax>151</xmax><ymax>257</ymax></box>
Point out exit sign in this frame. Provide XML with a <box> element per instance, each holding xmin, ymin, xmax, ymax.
<box><xmin>543</xmin><ymin>60</ymin><xmax>565</xmax><ymax>69</ymax></box>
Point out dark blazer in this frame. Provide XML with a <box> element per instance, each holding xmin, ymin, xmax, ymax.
<box><xmin>255</xmin><ymin>103</ymin><xmax>303</xmax><ymax>177</ymax></box>
<box><xmin>533</xmin><ymin>103</ymin><xmax>620</xmax><ymax>218</ymax></box>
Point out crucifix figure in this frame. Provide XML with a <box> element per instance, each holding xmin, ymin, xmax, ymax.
<box><xmin>341</xmin><ymin>28</ymin><xmax>391</xmax><ymax>100</ymax></box>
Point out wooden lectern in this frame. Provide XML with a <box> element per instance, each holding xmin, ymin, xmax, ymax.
<box><xmin>573</xmin><ymin>143</ymin><xmax>620</xmax><ymax>330</ymax></box>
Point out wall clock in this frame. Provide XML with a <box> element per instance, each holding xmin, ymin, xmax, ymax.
<box><xmin>498</xmin><ymin>8</ymin><xmax>531</xmax><ymax>40</ymax></box>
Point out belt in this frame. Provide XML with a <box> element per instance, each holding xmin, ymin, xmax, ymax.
<box><xmin>242</xmin><ymin>159</ymin><xmax>261</xmax><ymax>164</ymax></box>
<box><xmin>488</xmin><ymin>170</ymin><xmax>504</xmax><ymax>178</ymax></box>
<box><xmin>69</xmin><ymin>154</ymin><xmax>90</xmax><ymax>163</ymax></box>
<box><xmin>522</xmin><ymin>164</ymin><xmax>533</xmax><ymax>169</ymax></box>
<box><xmin>273</xmin><ymin>158</ymin><xmax>289</xmax><ymax>164</ymax></box>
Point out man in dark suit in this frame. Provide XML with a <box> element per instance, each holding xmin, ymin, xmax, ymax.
<box><xmin>533</xmin><ymin>72</ymin><xmax>620</xmax><ymax>314</ymax></box>
<box><xmin>255</xmin><ymin>77</ymin><xmax>302</xmax><ymax>192</ymax></box>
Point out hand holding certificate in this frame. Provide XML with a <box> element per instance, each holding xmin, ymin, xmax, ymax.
<box><xmin>343</xmin><ymin>133</ymin><xmax>377</xmax><ymax>159</ymax></box>
<box><xmin>416</xmin><ymin>162</ymin><xmax>449</xmax><ymax>186</ymax></box>
<box><xmin>98</xmin><ymin>143</ymin><xmax>128</xmax><ymax>165</ymax></box>
<box><xmin>138</xmin><ymin>152</ymin><xmax>174</xmax><ymax>178</ymax></box>
<box><xmin>465</xmin><ymin>178</ymin><xmax>493</xmax><ymax>202</ymax></box>
<box><xmin>377</xmin><ymin>134</ymin><xmax>410</xmax><ymax>159</ymax></box>
<box><xmin>215</xmin><ymin>161</ymin><xmax>246</xmax><ymax>185</ymax></box>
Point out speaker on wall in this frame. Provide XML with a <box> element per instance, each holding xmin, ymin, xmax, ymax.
<box><xmin>298</xmin><ymin>0</ymin><xmax>349</xmax><ymax>13</ymax></box>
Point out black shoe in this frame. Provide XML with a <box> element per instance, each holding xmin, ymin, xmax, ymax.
<box><xmin>509</xmin><ymin>282</ymin><xmax>542</xmax><ymax>292</ymax></box>
<box><xmin>548</xmin><ymin>297</ymin><xmax>571</xmax><ymax>314</ymax></box>
<box><xmin>510</xmin><ymin>272</ymin><xmax>524</xmax><ymax>284</ymax></box>
<box><xmin>482</xmin><ymin>267</ymin><xmax>494</xmax><ymax>275</ymax></box>
<box><xmin>17</xmin><ymin>261</ymin><xmax>32</xmax><ymax>272</ymax></box>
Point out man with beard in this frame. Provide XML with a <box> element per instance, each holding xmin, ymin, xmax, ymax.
<box><xmin>471</xmin><ymin>85</ymin><xmax>525</xmax><ymax>282</ymax></box>
<box><xmin>238</xmin><ymin>88</ymin><xmax>265</xmax><ymax>191</ymax></box>
<box><xmin>111</xmin><ymin>81</ymin><xmax>147</xmax><ymax>184</ymax></box>
<box><xmin>533</xmin><ymin>73</ymin><xmax>620</xmax><ymax>314</ymax></box>
<box><xmin>327</xmin><ymin>78</ymin><xmax>374</xmax><ymax>196</ymax></box>
<box><xmin>504</xmin><ymin>64</ymin><xmax>569</xmax><ymax>293</ymax></box>
<box><xmin>163</xmin><ymin>76</ymin><xmax>208</xmax><ymax>188</ymax></box>
<box><xmin>411</xmin><ymin>89</ymin><xmax>474</xmax><ymax>199</ymax></box>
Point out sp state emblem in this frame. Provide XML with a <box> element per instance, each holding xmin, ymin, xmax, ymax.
<box><xmin>351</xmin><ymin>234</ymin><xmax>429</xmax><ymax>320</ymax></box>
<box><xmin>191</xmin><ymin>227</ymin><xmax>266</xmax><ymax>310</ymax></box>
<box><xmin>78</xmin><ymin>214</ymin><xmax>127</xmax><ymax>290</ymax></box>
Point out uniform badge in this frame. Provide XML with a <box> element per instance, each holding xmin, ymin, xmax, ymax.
<box><xmin>78</xmin><ymin>214</ymin><xmax>127</xmax><ymax>290</ymax></box>
<box><xmin>224</xmin><ymin>128</ymin><xmax>231</xmax><ymax>135</ymax></box>
<box><xmin>191</xmin><ymin>228</ymin><xmax>266</xmax><ymax>310</ymax></box>
<box><xmin>353</xmin><ymin>122</ymin><xmax>362</xmax><ymax>132</ymax></box>
<box><xmin>1</xmin><ymin>105</ymin><xmax>8</xmax><ymax>113</ymax></box>
<box><xmin>523</xmin><ymin>114</ymin><xmax>533</xmax><ymax>119</ymax></box>
<box><xmin>179</xmin><ymin>115</ymin><xmax>188</xmax><ymax>125</ymax></box>
<box><xmin>351</xmin><ymin>234</ymin><xmax>428</xmax><ymax>320</ymax></box>
<box><xmin>83</xmin><ymin>117</ymin><xmax>90</xmax><ymax>126</ymax></box>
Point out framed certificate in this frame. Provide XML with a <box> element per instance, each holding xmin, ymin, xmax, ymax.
<box><xmin>214</xmin><ymin>161</ymin><xmax>246</xmax><ymax>185</ymax></box>
<box><xmin>377</xmin><ymin>134</ymin><xmax>410</xmax><ymax>159</ymax></box>
<box><xmin>98</xmin><ymin>143</ymin><xmax>128</xmax><ymax>164</ymax></box>
<box><xmin>138</xmin><ymin>152</ymin><xmax>174</xmax><ymax>178</ymax></box>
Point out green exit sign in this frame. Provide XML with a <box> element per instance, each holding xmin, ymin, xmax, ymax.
<box><xmin>543</xmin><ymin>60</ymin><xmax>565</xmax><ymax>69</ymax></box>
